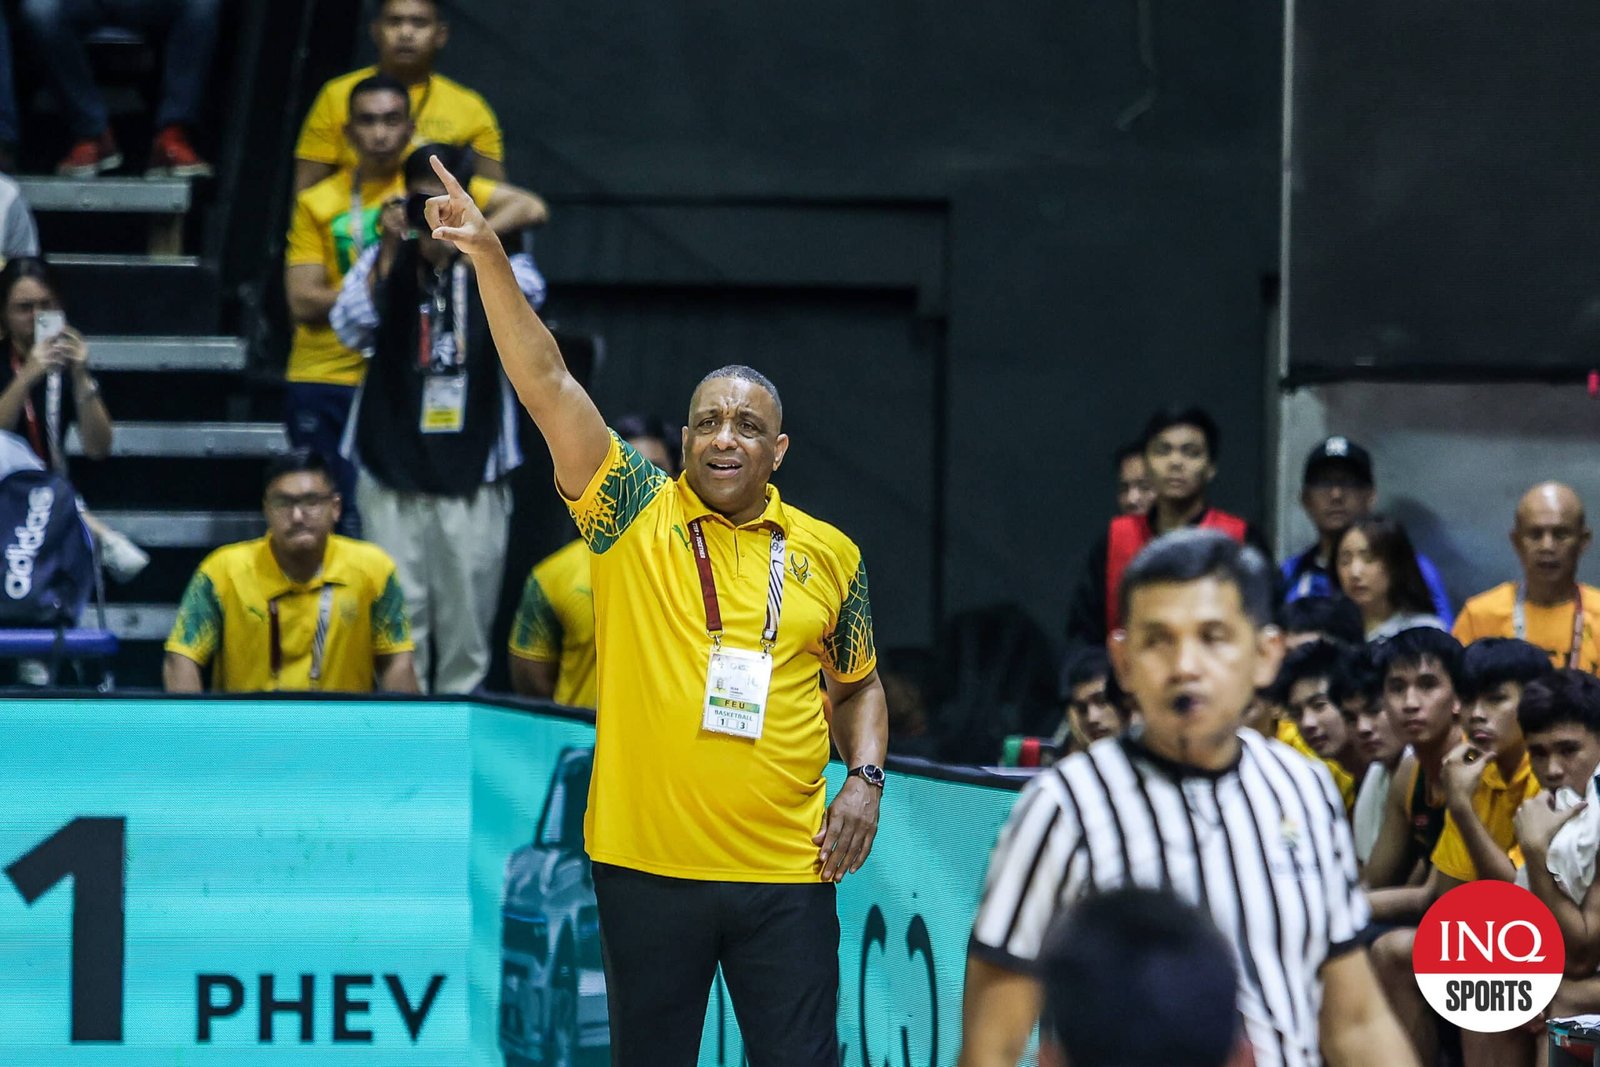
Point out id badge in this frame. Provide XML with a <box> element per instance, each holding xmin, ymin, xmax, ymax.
<box><xmin>420</xmin><ymin>373</ymin><xmax>467</xmax><ymax>434</ymax></box>
<box><xmin>702</xmin><ymin>645</ymin><xmax>771</xmax><ymax>740</ymax></box>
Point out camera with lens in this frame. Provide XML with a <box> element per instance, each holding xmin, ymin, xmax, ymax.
<box><xmin>404</xmin><ymin>192</ymin><xmax>432</xmax><ymax>231</ymax></box>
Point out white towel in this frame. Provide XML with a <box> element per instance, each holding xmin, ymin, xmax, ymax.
<box><xmin>1515</xmin><ymin>775</ymin><xmax>1600</xmax><ymax>904</ymax></box>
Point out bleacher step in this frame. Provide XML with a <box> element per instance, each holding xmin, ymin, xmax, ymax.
<box><xmin>96</xmin><ymin>510</ymin><xmax>260</xmax><ymax>548</ymax></box>
<box><xmin>90</xmin><ymin>336</ymin><xmax>246</xmax><ymax>372</ymax></box>
<box><xmin>16</xmin><ymin>176</ymin><xmax>191</xmax><ymax>214</ymax></box>
<box><xmin>50</xmin><ymin>252</ymin><xmax>201</xmax><ymax>269</ymax></box>
<box><xmin>68</xmin><ymin>421</ymin><xmax>290</xmax><ymax>458</ymax></box>
<box><xmin>102</xmin><ymin>603</ymin><xmax>176</xmax><ymax>642</ymax></box>
<box><xmin>51</xmin><ymin>255</ymin><xmax>219</xmax><ymax>334</ymax></box>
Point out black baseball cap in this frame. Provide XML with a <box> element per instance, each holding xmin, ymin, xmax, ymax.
<box><xmin>1303</xmin><ymin>436</ymin><xmax>1373</xmax><ymax>487</ymax></box>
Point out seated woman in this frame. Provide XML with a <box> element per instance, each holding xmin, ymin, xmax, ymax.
<box><xmin>0</xmin><ymin>256</ymin><xmax>145</xmax><ymax>579</ymax></box>
<box><xmin>1334</xmin><ymin>515</ymin><xmax>1443</xmax><ymax>642</ymax></box>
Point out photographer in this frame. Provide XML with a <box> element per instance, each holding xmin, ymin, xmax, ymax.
<box><xmin>330</xmin><ymin>143</ymin><xmax>545</xmax><ymax>694</ymax></box>
<box><xmin>285</xmin><ymin>74</ymin><xmax>545</xmax><ymax>535</ymax></box>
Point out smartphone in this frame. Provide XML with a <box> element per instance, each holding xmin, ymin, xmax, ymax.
<box><xmin>34</xmin><ymin>309</ymin><xmax>66</xmax><ymax>344</ymax></box>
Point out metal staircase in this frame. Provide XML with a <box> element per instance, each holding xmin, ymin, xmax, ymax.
<box><xmin>21</xmin><ymin>175</ymin><xmax>287</xmax><ymax>686</ymax></box>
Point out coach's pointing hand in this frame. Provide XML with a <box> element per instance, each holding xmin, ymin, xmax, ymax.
<box><xmin>814</xmin><ymin>776</ymin><xmax>880</xmax><ymax>882</ymax></box>
<box><xmin>424</xmin><ymin>154</ymin><xmax>501</xmax><ymax>259</ymax></box>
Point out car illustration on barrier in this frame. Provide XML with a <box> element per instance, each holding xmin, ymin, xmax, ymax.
<box><xmin>499</xmin><ymin>746</ymin><xmax>608</xmax><ymax>1067</ymax></box>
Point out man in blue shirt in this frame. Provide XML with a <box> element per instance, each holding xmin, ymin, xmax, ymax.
<box><xmin>1281</xmin><ymin>436</ymin><xmax>1452</xmax><ymax>624</ymax></box>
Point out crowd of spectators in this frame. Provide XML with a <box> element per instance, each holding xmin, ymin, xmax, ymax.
<box><xmin>1003</xmin><ymin>405</ymin><xmax>1600</xmax><ymax>1064</ymax></box>
<box><xmin>0</xmin><ymin>0</ymin><xmax>1597</xmax><ymax>1058</ymax></box>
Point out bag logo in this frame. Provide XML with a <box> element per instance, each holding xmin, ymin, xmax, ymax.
<box><xmin>5</xmin><ymin>486</ymin><xmax>54</xmax><ymax>599</ymax></box>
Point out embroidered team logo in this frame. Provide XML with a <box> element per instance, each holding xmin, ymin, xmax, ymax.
<box><xmin>1272</xmin><ymin>817</ymin><xmax>1314</xmax><ymax>880</ymax></box>
<box><xmin>789</xmin><ymin>554</ymin><xmax>811</xmax><ymax>586</ymax></box>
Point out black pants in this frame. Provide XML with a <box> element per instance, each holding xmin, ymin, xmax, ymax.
<box><xmin>591</xmin><ymin>862</ymin><xmax>840</xmax><ymax>1067</ymax></box>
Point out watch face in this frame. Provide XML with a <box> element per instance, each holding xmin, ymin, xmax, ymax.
<box><xmin>861</xmin><ymin>764</ymin><xmax>885</xmax><ymax>787</ymax></box>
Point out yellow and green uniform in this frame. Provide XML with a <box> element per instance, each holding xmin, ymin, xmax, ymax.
<box><xmin>569</xmin><ymin>433</ymin><xmax>876</xmax><ymax>882</ymax></box>
<box><xmin>165</xmin><ymin>535</ymin><xmax>412</xmax><ymax>693</ymax></box>
<box><xmin>1431</xmin><ymin>753</ymin><xmax>1539</xmax><ymax>881</ymax></box>
<box><xmin>508</xmin><ymin>538</ymin><xmax>597</xmax><ymax>708</ymax></box>
<box><xmin>295</xmin><ymin>67</ymin><xmax>503</xmax><ymax>174</ymax></box>
<box><xmin>285</xmin><ymin>170</ymin><xmax>496</xmax><ymax>386</ymax></box>
<box><xmin>1276</xmin><ymin>718</ymin><xmax>1357</xmax><ymax>811</ymax></box>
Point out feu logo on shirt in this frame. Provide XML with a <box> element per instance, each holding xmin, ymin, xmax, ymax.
<box><xmin>789</xmin><ymin>553</ymin><xmax>811</xmax><ymax>586</ymax></box>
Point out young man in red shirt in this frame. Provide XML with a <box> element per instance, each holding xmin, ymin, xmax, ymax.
<box><xmin>1066</xmin><ymin>406</ymin><xmax>1270</xmax><ymax>648</ymax></box>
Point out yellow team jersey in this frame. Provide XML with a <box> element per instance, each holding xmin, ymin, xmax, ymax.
<box><xmin>1275</xmin><ymin>718</ymin><xmax>1358</xmax><ymax>811</ymax></box>
<box><xmin>165</xmin><ymin>535</ymin><xmax>412</xmax><ymax>693</ymax></box>
<box><xmin>295</xmin><ymin>67</ymin><xmax>503</xmax><ymax>172</ymax></box>
<box><xmin>1453</xmin><ymin>582</ymin><xmax>1600</xmax><ymax>673</ymax></box>
<box><xmin>285</xmin><ymin>170</ymin><xmax>496</xmax><ymax>386</ymax></box>
<box><xmin>1431</xmin><ymin>752</ymin><xmax>1539</xmax><ymax>882</ymax></box>
<box><xmin>568</xmin><ymin>433</ymin><xmax>877</xmax><ymax>882</ymax></box>
<box><xmin>508</xmin><ymin>538</ymin><xmax>597</xmax><ymax>709</ymax></box>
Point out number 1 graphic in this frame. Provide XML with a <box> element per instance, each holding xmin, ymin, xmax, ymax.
<box><xmin>5</xmin><ymin>817</ymin><xmax>126</xmax><ymax>1042</ymax></box>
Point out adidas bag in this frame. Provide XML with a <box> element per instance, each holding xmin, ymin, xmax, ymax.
<box><xmin>0</xmin><ymin>468</ymin><xmax>94</xmax><ymax>626</ymax></box>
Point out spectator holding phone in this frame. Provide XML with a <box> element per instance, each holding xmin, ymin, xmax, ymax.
<box><xmin>0</xmin><ymin>256</ymin><xmax>144</xmax><ymax>578</ymax></box>
<box><xmin>0</xmin><ymin>256</ymin><xmax>105</xmax><ymax>463</ymax></box>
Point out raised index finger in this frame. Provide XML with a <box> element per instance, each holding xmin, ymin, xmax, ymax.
<box><xmin>429</xmin><ymin>153</ymin><xmax>468</xmax><ymax>199</ymax></box>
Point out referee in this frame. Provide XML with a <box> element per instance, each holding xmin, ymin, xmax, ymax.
<box><xmin>958</xmin><ymin>530</ymin><xmax>1414</xmax><ymax>1067</ymax></box>
<box><xmin>425</xmin><ymin>159</ymin><xmax>888</xmax><ymax>1065</ymax></box>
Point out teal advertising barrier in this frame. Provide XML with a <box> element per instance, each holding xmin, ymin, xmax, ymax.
<box><xmin>0</xmin><ymin>698</ymin><xmax>1023</xmax><ymax>1066</ymax></box>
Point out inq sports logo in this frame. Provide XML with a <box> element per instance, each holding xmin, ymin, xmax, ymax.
<box><xmin>5</xmin><ymin>486</ymin><xmax>55</xmax><ymax>599</ymax></box>
<box><xmin>1412</xmin><ymin>881</ymin><xmax>1565</xmax><ymax>1032</ymax></box>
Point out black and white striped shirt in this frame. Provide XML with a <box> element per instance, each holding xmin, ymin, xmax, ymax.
<box><xmin>970</xmin><ymin>729</ymin><xmax>1369</xmax><ymax>1067</ymax></box>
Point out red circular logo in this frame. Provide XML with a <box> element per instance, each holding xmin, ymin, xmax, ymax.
<box><xmin>1412</xmin><ymin>880</ymin><xmax>1565</xmax><ymax>1032</ymax></box>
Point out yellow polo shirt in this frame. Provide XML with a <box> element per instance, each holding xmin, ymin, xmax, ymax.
<box><xmin>508</xmin><ymin>538</ymin><xmax>597</xmax><ymax>709</ymax></box>
<box><xmin>1431</xmin><ymin>752</ymin><xmax>1539</xmax><ymax>882</ymax></box>
<box><xmin>295</xmin><ymin>67</ymin><xmax>503</xmax><ymax>173</ymax></box>
<box><xmin>569</xmin><ymin>432</ymin><xmax>877</xmax><ymax>882</ymax></box>
<box><xmin>1453</xmin><ymin>583</ymin><xmax>1600</xmax><ymax>673</ymax></box>
<box><xmin>285</xmin><ymin>170</ymin><xmax>496</xmax><ymax>386</ymax></box>
<box><xmin>1276</xmin><ymin>718</ymin><xmax>1357</xmax><ymax>811</ymax></box>
<box><xmin>165</xmin><ymin>535</ymin><xmax>412</xmax><ymax>693</ymax></box>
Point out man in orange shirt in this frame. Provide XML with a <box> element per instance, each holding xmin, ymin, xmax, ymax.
<box><xmin>1454</xmin><ymin>482</ymin><xmax>1600</xmax><ymax>672</ymax></box>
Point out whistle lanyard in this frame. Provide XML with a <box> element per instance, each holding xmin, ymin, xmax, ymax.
<box><xmin>687</xmin><ymin>519</ymin><xmax>786</xmax><ymax>652</ymax></box>
<box><xmin>417</xmin><ymin>261</ymin><xmax>469</xmax><ymax>372</ymax></box>
<box><xmin>1514</xmin><ymin>583</ymin><xmax>1586</xmax><ymax>669</ymax></box>
<box><xmin>268</xmin><ymin>584</ymin><xmax>336</xmax><ymax>686</ymax></box>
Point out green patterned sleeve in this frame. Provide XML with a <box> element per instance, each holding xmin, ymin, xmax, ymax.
<box><xmin>165</xmin><ymin>570</ymin><xmax>223</xmax><ymax>665</ymax></box>
<box><xmin>822</xmin><ymin>558</ymin><xmax>877</xmax><ymax>682</ymax></box>
<box><xmin>370</xmin><ymin>573</ymin><xmax>414</xmax><ymax>654</ymax></box>
<box><xmin>566</xmin><ymin>432</ymin><xmax>671</xmax><ymax>554</ymax></box>
<box><xmin>509</xmin><ymin>571</ymin><xmax>564</xmax><ymax>660</ymax></box>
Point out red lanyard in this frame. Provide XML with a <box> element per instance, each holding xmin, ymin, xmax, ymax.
<box><xmin>9</xmin><ymin>353</ymin><xmax>45</xmax><ymax>460</ymax></box>
<box><xmin>686</xmin><ymin>518</ymin><xmax>787</xmax><ymax>651</ymax></box>
<box><xmin>1514</xmin><ymin>583</ymin><xmax>1586</xmax><ymax>669</ymax></box>
<box><xmin>268</xmin><ymin>585</ymin><xmax>336</xmax><ymax>686</ymax></box>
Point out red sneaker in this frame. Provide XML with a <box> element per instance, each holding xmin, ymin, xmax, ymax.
<box><xmin>147</xmin><ymin>125</ymin><xmax>212</xmax><ymax>179</ymax></box>
<box><xmin>56</xmin><ymin>130</ymin><xmax>123</xmax><ymax>177</ymax></box>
